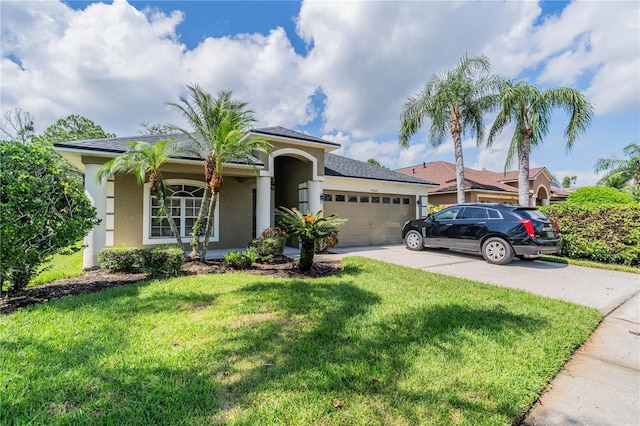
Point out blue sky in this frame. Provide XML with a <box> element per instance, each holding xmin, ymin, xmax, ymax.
<box><xmin>2</xmin><ymin>0</ymin><xmax>638</xmax><ymax>186</ymax></box>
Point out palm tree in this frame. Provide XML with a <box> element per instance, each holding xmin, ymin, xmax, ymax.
<box><xmin>399</xmin><ymin>54</ymin><xmax>503</xmax><ymax>204</ymax></box>
<box><xmin>487</xmin><ymin>81</ymin><xmax>593</xmax><ymax>206</ymax></box>
<box><xmin>167</xmin><ymin>84</ymin><xmax>271</xmax><ymax>260</ymax></box>
<box><xmin>275</xmin><ymin>207</ymin><xmax>346</xmax><ymax>272</ymax></box>
<box><xmin>594</xmin><ymin>142</ymin><xmax>640</xmax><ymax>192</ymax></box>
<box><xmin>96</xmin><ymin>138</ymin><xmax>189</xmax><ymax>246</ymax></box>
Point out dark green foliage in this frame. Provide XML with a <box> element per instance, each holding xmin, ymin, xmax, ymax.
<box><xmin>0</xmin><ymin>142</ymin><xmax>99</xmax><ymax>292</ymax></box>
<box><xmin>567</xmin><ymin>186</ymin><xmax>635</xmax><ymax>205</ymax></box>
<box><xmin>223</xmin><ymin>251</ymin><xmax>255</xmax><ymax>269</ymax></box>
<box><xmin>248</xmin><ymin>237</ymin><xmax>285</xmax><ymax>262</ymax></box>
<box><xmin>98</xmin><ymin>247</ymin><xmax>141</xmax><ymax>273</ymax></box>
<box><xmin>540</xmin><ymin>203</ymin><xmax>640</xmax><ymax>266</ymax></box>
<box><xmin>139</xmin><ymin>246</ymin><xmax>185</xmax><ymax>278</ymax></box>
<box><xmin>98</xmin><ymin>246</ymin><xmax>185</xmax><ymax>277</ymax></box>
<box><xmin>32</xmin><ymin>114</ymin><xmax>115</xmax><ymax>146</ymax></box>
<box><xmin>275</xmin><ymin>207</ymin><xmax>346</xmax><ymax>271</ymax></box>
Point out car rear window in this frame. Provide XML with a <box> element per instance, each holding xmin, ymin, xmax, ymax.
<box><xmin>515</xmin><ymin>208</ymin><xmax>548</xmax><ymax>220</ymax></box>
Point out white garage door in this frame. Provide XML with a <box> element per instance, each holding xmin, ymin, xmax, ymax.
<box><xmin>322</xmin><ymin>191</ymin><xmax>415</xmax><ymax>246</ymax></box>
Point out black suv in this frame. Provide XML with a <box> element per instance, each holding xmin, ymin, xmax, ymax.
<box><xmin>402</xmin><ymin>203</ymin><xmax>562</xmax><ymax>264</ymax></box>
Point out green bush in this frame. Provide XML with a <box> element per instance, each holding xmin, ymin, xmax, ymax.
<box><xmin>223</xmin><ymin>251</ymin><xmax>255</xmax><ymax>269</ymax></box>
<box><xmin>1</xmin><ymin>142</ymin><xmax>99</xmax><ymax>292</ymax></box>
<box><xmin>248</xmin><ymin>237</ymin><xmax>285</xmax><ymax>262</ymax></box>
<box><xmin>540</xmin><ymin>203</ymin><xmax>640</xmax><ymax>266</ymax></box>
<box><xmin>98</xmin><ymin>246</ymin><xmax>185</xmax><ymax>277</ymax></box>
<box><xmin>567</xmin><ymin>186</ymin><xmax>635</xmax><ymax>204</ymax></box>
<box><xmin>140</xmin><ymin>246</ymin><xmax>185</xmax><ymax>278</ymax></box>
<box><xmin>98</xmin><ymin>247</ymin><xmax>142</xmax><ymax>273</ymax></box>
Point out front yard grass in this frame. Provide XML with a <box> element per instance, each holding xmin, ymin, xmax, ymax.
<box><xmin>0</xmin><ymin>257</ymin><xmax>602</xmax><ymax>425</ymax></box>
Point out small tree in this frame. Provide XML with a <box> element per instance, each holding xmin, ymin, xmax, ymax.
<box><xmin>32</xmin><ymin>114</ymin><xmax>115</xmax><ymax>146</ymax></box>
<box><xmin>0</xmin><ymin>108</ymin><xmax>36</xmax><ymax>144</ymax></box>
<box><xmin>275</xmin><ymin>207</ymin><xmax>346</xmax><ymax>272</ymax></box>
<box><xmin>562</xmin><ymin>176</ymin><xmax>577</xmax><ymax>188</ymax></box>
<box><xmin>0</xmin><ymin>142</ymin><xmax>99</xmax><ymax>293</ymax></box>
<box><xmin>97</xmin><ymin>138</ymin><xmax>193</xmax><ymax>247</ymax></box>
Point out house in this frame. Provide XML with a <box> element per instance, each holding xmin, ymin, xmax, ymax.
<box><xmin>395</xmin><ymin>161</ymin><xmax>569</xmax><ymax>207</ymax></box>
<box><xmin>54</xmin><ymin>127</ymin><xmax>437</xmax><ymax>269</ymax></box>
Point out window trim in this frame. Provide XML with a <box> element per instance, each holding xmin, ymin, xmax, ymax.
<box><xmin>143</xmin><ymin>179</ymin><xmax>219</xmax><ymax>245</ymax></box>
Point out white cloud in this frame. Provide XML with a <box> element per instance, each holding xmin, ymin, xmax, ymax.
<box><xmin>1</xmin><ymin>0</ymin><xmax>315</xmax><ymax>135</ymax></box>
<box><xmin>297</xmin><ymin>1</ymin><xmax>529</xmax><ymax>138</ymax></box>
<box><xmin>1</xmin><ymin>1</ymin><xmax>187</xmax><ymax>134</ymax></box>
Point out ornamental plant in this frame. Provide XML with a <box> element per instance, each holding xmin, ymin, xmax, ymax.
<box><xmin>276</xmin><ymin>207</ymin><xmax>346</xmax><ymax>272</ymax></box>
<box><xmin>0</xmin><ymin>142</ymin><xmax>99</xmax><ymax>293</ymax></box>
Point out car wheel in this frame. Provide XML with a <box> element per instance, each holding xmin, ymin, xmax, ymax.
<box><xmin>404</xmin><ymin>230</ymin><xmax>424</xmax><ymax>251</ymax></box>
<box><xmin>481</xmin><ymin>237</ymin><xmax>514</xmax><ymax>265</ymax></box>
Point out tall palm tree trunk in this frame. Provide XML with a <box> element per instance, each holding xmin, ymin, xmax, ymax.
<box><xmin>160</xmin><ymin>195</ymin><xmax>183</xmax><ymax>247</ymax></box>
<box><xmin>189</xmin><ymin>186</ymin><xmax>211</xmax><ymax>259</ymax></box>
<box><xmin>450</xmin><ymin>117</ymin><xmax>466</xmax><ymax>204</ymax></box>
<box><xmin>518</xmin><ymin>137</ymin><xmax>531</xmax><ymax>206</ymax></box>
<box><xmin>201</xmin><ymin>190</ymin><xmax>219</xmax><ymax>260</ymax></box>
<box><xmin>155</xmin><ymin>180</ymin><xmax>184</xmax><ymax>247</ymax></box>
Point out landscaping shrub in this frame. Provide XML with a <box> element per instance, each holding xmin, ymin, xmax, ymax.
<box><xmin>140</xmin><ymin>246</ymin><xmax>185</xmax><ymax>278</ymax></box>
<box><xmin>0</xmin><ymin>142</ymin><xmax>99</xmax><ymax>293</ymax></box>
<box><xmin>315</xmin><ymin>232</ymin><xmax>339</xmax><ymax>253</ymax></box>
<box><xmin>98</xmin><ymin>246</ymin><xmax>185</xmax><ymax>277</ymax></box>
<box><xmin>223</xmin><ymin>251</ymin><xmax>256</xmax><ymax>269</ymax></box>
<box><xmin>566</xmin><ymin>186</ymin><xmax>635</xmax><ymax>204</ymax></box>
<box><xmin>540</xmin><ymin>203</ymin><xmax>640</xmax><ymax>266</ymax></box>
<box><xmin>98</xmin><ymin>247</ymin><xmax>142</xmax><ymax>273</ymax></box>
<box><xmin>248</xmin><ymin>237</ymin><xmax>285</xmax><ymax>262</ymax></box>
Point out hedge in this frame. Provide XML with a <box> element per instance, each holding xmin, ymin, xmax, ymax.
<box><xmin>540</xmin><ymin>203</ymin><xmax>640</xmax><ymax>266</ymax></box>
<box><xmin>98</xmin><ymin>246</ymin><xmax>185</xmax><ymax>277</ymax></box>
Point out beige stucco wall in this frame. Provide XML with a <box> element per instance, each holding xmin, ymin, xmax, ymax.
<box><xmin>322</xmin><ymin>190</ymin><xmax>415</xmax><ymax>246</ymax></box>
<box><xmin>112</xmin><ymin>171</ymin><xmax>255</xmax><ymax>249</ymax></box>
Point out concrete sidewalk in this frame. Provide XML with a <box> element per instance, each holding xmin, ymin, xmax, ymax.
<box><xmin>321</xmin><ymin>245</ymin><xmax>640</xmax><ymax>426</ymax></box>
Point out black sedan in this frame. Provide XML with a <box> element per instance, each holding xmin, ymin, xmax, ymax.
<box><xmin>402</xmin><ymin>203</ymin><xmax>562</xmax><ymax>264</ymax></box>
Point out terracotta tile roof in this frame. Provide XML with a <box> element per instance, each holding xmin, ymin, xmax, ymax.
<box><xmin>499</xmin><ymin>167</ymin><xmax>545</xmax><ymax>182</ymax></box>
<box><xmin>395</xmin><ymin>161</ymin><xmax>520</xmax><ymax>194</ymax></box>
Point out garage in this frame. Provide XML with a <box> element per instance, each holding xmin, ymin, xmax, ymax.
<box><xmin>322</xmin><ymin>190</ymin><xmax>416</xmax><ymax>246</ymax></box>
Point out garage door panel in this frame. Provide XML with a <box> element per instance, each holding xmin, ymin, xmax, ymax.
<box><xmin>322</xmin><ymin>191</ymin><xmax>414</xmax><ymax>246</ymax></box>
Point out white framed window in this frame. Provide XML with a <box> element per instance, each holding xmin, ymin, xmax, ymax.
<box><xmin>143</xmin><ymin>179</ymin><xmax>219</xmax><ymax>245</ymax></box>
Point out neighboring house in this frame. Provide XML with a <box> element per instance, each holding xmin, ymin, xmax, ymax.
<box><xmin>54</xmin><ymin>127</ymin><xmax>437</xmax><ymax>269</ymax></box>
<box><xmin>395</xmin><ymin>161</ymin><xmax>569</xmax><ymax>207</ymax></box>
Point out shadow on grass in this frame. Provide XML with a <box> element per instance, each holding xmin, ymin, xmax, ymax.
<box><xmin>211</xmin><ymin>280</ymin><xmax>547</xmax><ymax>424</ymax></box>
<box><xmin>1</xmin><ymin>262</ymin><xmax>549</xmax><ymax>424</ymax></box>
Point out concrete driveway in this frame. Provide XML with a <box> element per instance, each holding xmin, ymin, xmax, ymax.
<box><xmin>329</xmin><ymin>244</ymin><xmax>639</xmax><ymax>315</ymax></box>
<box><xmin>322</xmin><ymin>244</ymin><xmax>640</xmax><ymax>425</ymax></box>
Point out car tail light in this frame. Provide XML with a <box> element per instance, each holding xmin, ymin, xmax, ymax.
<box><xmin>552</xmin><ymin>219</ymin><xmax>561</xmax><ymax>236</ymax></box>
<box><xmin>519</xmin><ymin>218</ymin><xmax>535</xmax><ymax>238</ymax></box>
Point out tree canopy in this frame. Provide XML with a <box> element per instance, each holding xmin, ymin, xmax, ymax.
<box><xmin>400</xmin><ymin>54</ymin><xmax>503</xmax><ymax>204</ymax></box>
<box><xmin>33</xmin><ymin>114</ymin><xmax>115</xmax><ymax>145</ymax></box>
<box><xmin>0</xmin><ymin>142</ymin><xmax>99</xmax><ymax>292</ymax></box>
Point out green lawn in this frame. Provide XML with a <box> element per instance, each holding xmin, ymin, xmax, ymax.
<box><xmin>0</xmin><ymin>257</ymin><xmax>602</xmax><ymax>425</ymax></box>
<box><xmin>29</xmin><ymin>248</ymin><xmax>85</xmax><ymax>287</ymax></box>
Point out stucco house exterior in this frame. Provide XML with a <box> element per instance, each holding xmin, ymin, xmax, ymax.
<box><xmin>54</xmin><ymin>127</ymin><xmax>437</xmax><ymax>269</ymax></box>
<box><xmin>395</xmin><ymin>161</ymin><xmax>569</xmax><ymax>207</ymax></box>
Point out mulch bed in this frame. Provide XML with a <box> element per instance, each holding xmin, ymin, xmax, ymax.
<box><xmin>0</xmin><ymin>257</ymin><xmax>343</xmax><ymax>315</ymax></box>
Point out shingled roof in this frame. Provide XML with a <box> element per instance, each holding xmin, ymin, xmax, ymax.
<box><xmin>53</xmin><ymin>127</ymin><xmax>435</xmax><ymax>186</ymax></box>
<box><xmin>250</xmin><ymin>126</ymin><xmax>340</xmax><ymax>149</ymax></box>
<box><xmin>325</xmin><ymin>154</ymin><xmax>436</xmax><ymax>185</ymax></box>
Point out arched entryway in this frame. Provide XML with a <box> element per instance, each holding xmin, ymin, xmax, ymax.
<box><xmin>535</xmin><ymin>185</ymin><xmax>550</xmax><ymax>206</ymax></box>
<box><xmin>254</xmin><ymin>147</ymin><xmax>322</xmax><ymax>240</ymax></box>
